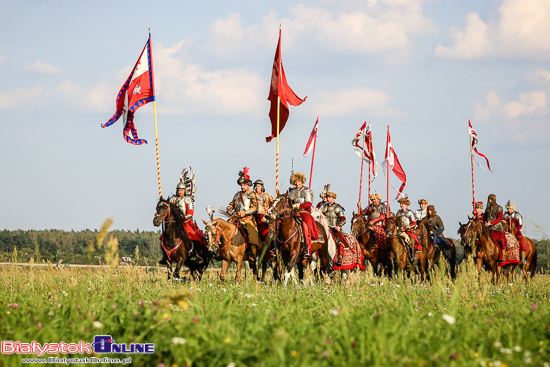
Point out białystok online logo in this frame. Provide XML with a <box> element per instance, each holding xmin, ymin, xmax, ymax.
<box><xmin>1</xmin><ymin>336</ymin><xmax>155</xmax><ymax>356</ymax></box>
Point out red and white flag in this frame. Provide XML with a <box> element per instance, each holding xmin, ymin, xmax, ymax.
<box><xmin>352</xmin><ymin>121</ymin><xmax>378</xmax><ymax>177</ymax></box>
<box><xmin>469</xmin><ymin>119</ymin><xmax>492</xmax><ymax>172</ymax></box>
<box><xmin>303</xmin><ymin>116</ymin><xmax>318</xmax><ymax>158</ymax></box>
<box><xmin>102</xmin><ymin>34</ymin><xmax>155</xmax><ymax>145</ymax></box>
<box><xmin>383</xmin><ymin>126</ymin><xmax>406</xmax><ymax>199</ymax></box>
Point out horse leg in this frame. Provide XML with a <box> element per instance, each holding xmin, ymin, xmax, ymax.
<box><xmin>166</xmin><ymin>262</ymin><xmax>173</xmax><ymax>280</ymax></box>
<box><xmin>235</xmin><ymin>255</ymin><xmax>244</xmax><ymax>282</ymax></box>
<box><xmin>220</xmin><ymin>259</ymin><xmax>229</xmax><ymax>282</ymax></box>
<box><xmin>173</xmin><ymin>259</ymin><xmax>184</xmax><ymax>280</ymax></box>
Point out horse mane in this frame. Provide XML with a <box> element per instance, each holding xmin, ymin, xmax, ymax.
<box><xmin>158</xmin><ymin>198</ymin><xmax>191</xmax><ymax>241</ymax></box>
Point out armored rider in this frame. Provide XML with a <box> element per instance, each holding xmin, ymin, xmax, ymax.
<box><xmin>504</xmin><ymin>200</ymin><xmax>527</xmax><ymax>265</ymax></box>
<box><xmin>483</xmin><ymin>194</ymin><xmax>507</xmax><ymax>262</ymax></box>
<box><xmin>321</xmin><ymin>191</ymin><xmax>346</xmax><ymax>266</ymax></box>
<box><xmin>416</xmin><ymin>199</ymin><xmax>428</xmax><ymax>222</ymax></box>
<box><xmin>316</xmin><ymin>184</ymin><xmax>330</xmax><ymax>210</ymax></box>
<box><xmin>226</xmin><ymin>167</ymin><xmax>263</xmax><ymax>248</ymax></box>
<box><xmin>473</xmin><ymin>202</ymin><xmax>484</xmax><ymax>220</ymax></box>
<box><xmin>357</xmin><ymin>193</ymin><xmax>387</xmax><ymax>249</ymax></box>
<box><xmin>253</xmin><ymin>179</ymin><xmax>273</xmax><ymax>242</ymax></box>
<box><xmin>425</xmin><ymin>205</ymin><xmax>449</xmax><ymax>250</ymax></box>
<box><xmin>396</xmin><ymin>197</ymin><xmax>422</xmax><ymax>261</ymax></box>
<box><xmin>288</xmin><ymin>172</ymin><xmax>319</xmax><ymax>258</ymax></box>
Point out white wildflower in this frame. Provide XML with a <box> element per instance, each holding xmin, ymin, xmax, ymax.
<box><xmin>442</xmin><ymin>314</ymin><xmax>456</xmax><ymax>325</ymax></box>
<box><xmin>329</xmin><ymin>309</ymin><xmax>339</xmax><ymax>316</ymax></box>
<box><xmin>172</xmin><ymin>337</ymin><xmax>186</xmax><ymax>345</ymax></box>
<box><xmin>500</xmin><ymin>348</ymin><xmax>512</xmax><ymax>354</ymax></box>
<box><xmin>92</xmin><ymin>321</ymin><xmax>103</xmax><ymax>328</ymax></box>
<box><xmin>513</xmin><ymin>346</ymin><xmax>522</xmax><ymax>352</ymax></box>
<box><xmin>493</xmin><ymin>341</ymin><xmax>502</xmax><ymax>348</ymax></box>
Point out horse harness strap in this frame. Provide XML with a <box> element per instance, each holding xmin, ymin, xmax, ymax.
<box><xmin>161</xmin><ymin>238</ymin><xmax>183</xmax><ymax>263</ymax></box>
<box><xmin>220</xmin><ymin>226</ymin><xmax>239</xmax><ymax>250</ymax></box>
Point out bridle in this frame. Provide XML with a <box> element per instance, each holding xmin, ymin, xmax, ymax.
<box><xmin>351</xmin><ymin>215</ymin><xmax>368</xmax><ymax>237</ymax></box>
<box><xmin>276</xmin><ymin>214</ymin><xmax>301</xmax><ymax>245</ymax></box>
<box><xmin>206</xmin><ymin>220</ymin><xmax>239</xmax><ymax>251</ymax></box>
<box><xmin>155</xmin><ymin>202</ymin><xmax>176</xmax><ymax>224</ymax></box>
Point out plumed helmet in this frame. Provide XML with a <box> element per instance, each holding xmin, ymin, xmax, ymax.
<box><xmin>327</xmin><ymin>192</ymin><xmax>337</xmax><ymax>199</ymax></box>
<box><xmin>290</xmin><ymin>172</ymin><xmax>306</xmax><ymax>185</ymax></box>
<box><xmin>505</xmin><ymin>200</ymin><xmax>515</xmax><ymax>210</ymax></box>
<box><xmin>370</xmin><ymin>193</ymin><xmax>381</xmax><ymax>201</ymax></box>
<box><xmin>237</xmin><ymin>167</ymin><xmax>253</xmax><ymax>186</ymax></box>
<box><xmin>397</xmin><ymin>197</ymin><xmax>411</xmax><ymax>206</ymax></box>
<box><xmin>475</xmin><ymin>202</ymin><xmax>484</xmax><ymax>209</ymax></box>
<box><xmin>418</xmin><ymin>199</ymin><xmax>428</xmax><ymax>205</ymax></box>
<box><xmin>320</xmin><ymin>184</ymin><xmax>330</xmax><ymax>198</ymax></box>
<box><xmin>253</xmin><ymin>179</ymin><xmax>265</xmax><ymax>192</ymax></box>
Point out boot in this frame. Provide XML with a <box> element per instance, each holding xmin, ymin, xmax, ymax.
<box><xmin>335</xmin><ymin>251</ymin><xmax>343</xmax><ymax>267</ymax></box>
<box><xmin>520</xmin><ymin>251</ymin><xmax>526</xmax><ymax>266</ymax></box>
<box><xmin>500</xmin><ymin>244</ymin><xmax>506</xmax><ymax>263</ymax></box>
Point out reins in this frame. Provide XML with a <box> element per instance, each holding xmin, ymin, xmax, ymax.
<box><xmin>210</xmin><ymin>222</ymin><xmax>239</xmax><ymax>250</ymax></box>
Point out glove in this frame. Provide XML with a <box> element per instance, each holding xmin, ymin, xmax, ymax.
<box><xmin>292</xmin><ymin>203</ymin><xmax>301</xmax><ymax>210</ymax></box>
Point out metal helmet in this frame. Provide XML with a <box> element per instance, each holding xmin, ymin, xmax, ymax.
<box><xmin>253</xmin><ymin>179</ymin><xmax>265</xmax><ymax>192</ymax></box>
<box><xmin>176</xmin><ymin>182</ymin><xmax>186</xmax><ymax>191</ymax></box>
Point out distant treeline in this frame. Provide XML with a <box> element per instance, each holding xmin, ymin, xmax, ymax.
<box><xmin>0</xmin><ymin>229</ymin><xmax>162</xmax><ymax>265</ymax></box>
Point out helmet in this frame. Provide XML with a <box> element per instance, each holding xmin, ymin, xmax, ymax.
<box><xmin>176</xmin><ymin>182</ymin><xmax>186</xmax><ymax>191</ymax></box>
<box><xmin>253</xmin><ymin>179</ymin><xmax>265</xmax><ymax>192</ymax></box>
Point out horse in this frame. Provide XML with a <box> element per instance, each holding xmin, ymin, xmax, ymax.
<box><xmin>350</xmin><ymin>212</ymin><xmax>391</xmax><ymax>276</ymax></box>
<box><xmin>203</xmin><ymin>217</ymin><xmax>247</xmax><ymax>282</ymax></box>
<box><xmin>502</xmin><ymin>219</ymin><xmax>537</xmax><ymax>280</ymax></box>
<box><xmin>153</xmin><ymin>197</ymin><xmax>210</xmax><ymax>280</ymax></box>
<box><xmin>384</xmin><ymin>216</ymin><xmax>409</xmax><ymax>277</ymax></box>
<box><xmin>269</xmin><ymin>196</ymin><xmax>334</xmax><ymax>284</ymax></box>
<box><xmin>459</xmin><ymin>218</ymin><xmax>520</xmax><ymax>283</ymax></box>
<box><xmin>416</xmin><ymin>218</ymin><xmax>457</xmax><ymax>280</ymax></box>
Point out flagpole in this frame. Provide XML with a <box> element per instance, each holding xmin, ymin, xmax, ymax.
<box><xmin>150</xmin><ymin>29</ymin><xmax>162</xmax><ymax>198</ymax></box>
<box><xmin>309</xmin><ymin>116</ymin><xmax>318</xmax><ymax>187</ymax></box>
<box><xmin>469</xmin><ymin>120</ymin><xmax>476</xmax><ymax>213</ymax></box>
<box><xmin>386</xmin><ymin>125</ymin><xmax>390</xmax><ymax>216</ymax></box>
<box><xmin>358</xmin><ymin>126</ymin><xmax>365</xmax><ymax>204</ymax></box>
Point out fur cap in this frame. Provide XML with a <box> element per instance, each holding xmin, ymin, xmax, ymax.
<box><xmin>475</xmin><ymin>202</ymin><xmax>484</xmax><ymax>209</ymax></box>
<box><xmin>327</xmin><ymin>192</ymin><xmax>337</xmax><ymax>199</ymax></box>
<box><xmin>398</xmin><ymin>197</ymin><xmax>411</xmax><ymax>206</ymax></box>
<box><xmin>505</xmin><ymin>200</ymin><xmax>515</xmax><ymax>210</ymax></box>
<box><xmin>290</xmin><ymin>172</ymin><xmax>307</xmax><ymax>185</ymax></box>
<box><xmin>370</xmin><ymin>193</ymin><xmax>381</xmax><ymax>201</ymax></box>
<box><xmin>418</xmin><ymin>199</ymin><xmax>428</xmax><ymax>205</ymax></box>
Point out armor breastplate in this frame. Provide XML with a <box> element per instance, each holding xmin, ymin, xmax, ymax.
<box><xmin>233</xmin><ymin>191</ymin><xmax>251</xmax><ymax>213</ymax></box>
<box><xmin>415</xmin><ymin>208</ymin><xmax>427</xmax><ymax>221</ymax></box>
<box><xmin>170</xmin><ymin>195</ymin><xmax>187</xmax><ymax>215</ymax></box>
<box><xmin>323</xmin><ymin>203</ymin><xmax>344</xmax><ymax>227</ymax></box>
<box><xmin>396</xmin><ymin>209</ymin><xmax>415</xmax><ymax>228</ymax></box>
<box><xmin>183</xmin><ymin>196</ymin><xmax>194</xmax><ymax>213</ymax></box>
<box><xmin>504</xmin><ymin>211</ymin><xmax>523</xmax><ymax>226</ymax></box>
<box><xmin>485</xmin><ymin>205</ymin><xmax>503</xmax><ymax>231</ymax></box>
<box><xmin>368</xmin><ymin>203</ymin><xmax>387</xmax><ymax>225</ymax></box>
<box><xmin>288</xmin><ymin>187</ymin><xmax>314</xmax><ymax>204</ymax></box>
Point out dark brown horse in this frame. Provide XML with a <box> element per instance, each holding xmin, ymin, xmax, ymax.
<box><xmin>502</xmin><ymin>219</ymin><xmax>537</xmax><ymax>280</ymax></box>
<box><xmin>153</xmin><ymin>198</ymin><xmax>210</xmax><ymax>280</ymax></box>
<box><xmin>416</xmin><ymin>218</ymin><xmax>457</xmax><ymax>280</ymax></box>
<box><xmin>203</xmin><ymin>218</ymin><xmax>247</xmax><ymax>282</ymax></box>
<box><xmin>350</xmin><ymin>212</ymin><xmax>391</xmax><ymax>276</ymax></box>
<box><xmin>269</xmin><ymin>196</ymin><xmax>333</xmax><ymax>284</ymax></box>
<box><xmin>459</xmin><ymin>218</ymin><xmax>519</xmax><ymax>283</ymax></box>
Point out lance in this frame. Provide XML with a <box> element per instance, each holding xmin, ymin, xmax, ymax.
<box><xmin>469</xmin><ymin>120</ymin><xmax>476</xmax><ymax>213</ymax></box>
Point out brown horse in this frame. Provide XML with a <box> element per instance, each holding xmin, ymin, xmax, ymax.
<box><xmin>203</xmin><ymin>218</ymin><xmax>247</xmax><ymax>282</ymax></box>
<box><xmin>460</xmin><ymin>218</ymin><xmax>519</xmax><ymax>283</ymax></box>
<box><xmin>384</xmin><ymin>217</ymin><xmax>409</xmax><ymax>277</ymax></box>
<box><xmin>350</xmin><ymin>212</ymin><xmax>391</xmax><ymax>276</ymax></box>
<box><xmin>416</xmin><ymin>218</ymin><xmax>457</xmax><ymax>280</ymax></box>
<box><xmin>502</xmin><ymin>219</ymin><xmax>537</xmax><ymax>280</ymax></box>
<box><xmin>153</xmin><ymin>198</ymin><xmax>210</xmax><ymax>280</ymax></box>
<box><xmin>269</xmin><ymin>196</ymin><xmax>333</xmax><ymax>284</ymax></box>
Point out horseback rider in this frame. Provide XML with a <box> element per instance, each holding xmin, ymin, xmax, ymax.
<box><xmin>287</xmin><ymin>172</ymin><xmax>318</xmax><ymax>258</ymax></box>
<box><xmin>396</xmin><ymin>197</ymin><xmax>422</xmax><ymax>261</ymax></box>
<box><xmin>320</xmin><ymin>191</ymin><xmax>346</xmax><ymax>266</ymax></box>
<box><xmin>316</xmin><ymin>184</ymin><xmax>330</xmax><ymax>210</ymax></box>
<box><xmin>357</xmin><ymin>193</ymin><xmax>387</xmax><ymax>249</ymax></box>
<box><xmin>473</xmin><ymin>202</ymin><xmax>484</xmax><ymax>220</ymax></box>
<box><xmin>226</xmin><ymin>167</ymin><xmax>263</xmax><ymax>248</ymax></box>
<box><xmin>416</xmin><ymin>199</ymin><xmax>428</xmax><ymax>221</ymax></box>
<box><xmin>253</xmin><ymin>179</ymin><xmax>273</xmax><ymax>245</ymax></box>
<box><xmin>504</xmin><ymin>200</ymin><xmax>527</xmax><ymax>265</ymax></box>
<box><xmin>166</xmin><ymin>171</ymin><xmax>208</xmax><ymax>263</ymax></box>
<box><xmin>483</xmin><ymin>194</ymin><xmax>507</xmax><ymax>262</ymax></box>
<box><xmin>425</xmin><ymin>205</ymin><xmax>449</xmax><ymax>250</ymax></box>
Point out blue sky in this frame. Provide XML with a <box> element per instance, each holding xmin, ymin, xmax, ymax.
<box><xmin>1</xmin><ymin>0</ymin><xmax>549</xmax><ymax>239</ymax></box>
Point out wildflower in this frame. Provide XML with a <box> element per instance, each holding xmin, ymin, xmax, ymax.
<box><xmin>77</xmin><ymin>305</ymin><xmax>81</xmax><ymax>310</ymax></box>
<box><xmin>57</xmin><ymin>303</ymin><xmax>61</xmax><ymax>307</ymax></box>
<box><xmin>193</xmin><ymin>317</ymin><xmax>199</xmax><ymax>324</ymax></box>
<box><xmin>473</xmin><ymin>303</ymin><xmax>478</xmax><ymax>309</ymax></box>
<box><xmin>451</xmin><ymin>352</ymin><xmax>458</xmax><ymax>360</ymax></box>
<box><xmin>36</xmin><ymin>322</ymin><xmax>43</xmax><ymax>328</ymax></box>
<box><xmin>138</xmin><ymin>300</ymin><xmax>144</xmax><ymax>308</ymax></box>
<box><xmin>93</xmin><ymin>321</ymin><xmax>103</xmax><ymax>328</ymax></box>
<box><xmin>178</xmin><ymin>300</ymin><xmax>189</xmax><ymax>310</ymax></box>
<box><xmin>513</xmin><ymin>346</ymin><xmax>521</xmax><ymax>352</ymax></box>
<box><xmin>329</xmin><ymin>308</ymin><xmax>339</xmax><ymax>316</ymax></box>
<box><xmin>321</xmin><ymin>350</ymin><xmax>330</xmax><ymax>358</ymax></box>
<box><xmin>493</xmin><ymin>341</ymin><xmax>503</xmax><ymax>348</ymax></box>
<box><xmin>13</xmin><ymin>303</ymin><xmax>19</xmax><ymax>309</ymax></box>
<box><xmin>442</xmin><ymin>314</ymin><xmax>456</xmax><ymax>325</ymax></box>
<box><xmin>473</xmin><ymin>352</ymin><xmax>479</xmax><ymax>358</ymax></box>
<box><xmin>488</xmin><ymin>318</ymin><xmax>493</xmax><ymax>323</ymax></box>
<box><xmin>325</xmin><ymin>338</ymin><xmax>332</xmax><ymax>344</ymax></box>
<box><xmin>162</xmin><ymin>313</ymin><xmax>170</xmax><ymax>320</ymax></box>
<box><xmin>112</xmin><ymin>305</ymin><xmax>116</xmax><ymax>310</ymax></box>
<box><xmin>224</xmin><ymin>338</ymin><xmax>231</xmax><ymax>343</ymax></box>
<box><xmin>500</xmin><ymin>348</ymin><xmax>512</xmax><ymax>354</ymax></box>
<box><xmin>447</xmin><ymin>295</ymin><xmax>451</xmax><ymax>299</ymax></box>
<box><xmin>171</xmin><ymin>337</ymin><xmax>186</xmax><ymax>345</ymax></box>
<box><xmin>531</xmin><ymin>303</ymin><xmax>537</xmax><ymax>310</ymax></box>
<box><xmin>290</xmin><ymin>351</ymin><xmax>299</xmax><ymax>357</ymax></box>
<box><xmin>227</xmin><ymin>363</ymin><xmax>236</xmax><ymax>367</ymax></box>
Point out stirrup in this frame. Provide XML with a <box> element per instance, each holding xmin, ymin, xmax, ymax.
<box><xmin>335</xmin><ymin>256</ymin><xmax>343</xmax><ymax>267</ymax></box>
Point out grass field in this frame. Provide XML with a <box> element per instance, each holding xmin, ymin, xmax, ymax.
<box><xmin>0</xmin><ymin>260</ymin><xmax>549</xmax><ymax>367</ymax></box>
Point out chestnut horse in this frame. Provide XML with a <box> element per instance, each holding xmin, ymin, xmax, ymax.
<box><xmin>153</xmin><ymin>198</ymin><xmax>210</xmax><ymax>280</ymax></box>
<box><xmin>269</xmin><ymin>196</ymin><xmax>333</xmax><ymax>285</ymax></box>
<box><xmin>502</xmin><ymin>219</ymin><xmax>537</xmax><ymax>280</ymax></box>
<box><xmin>203</xmin><ymin>218</ymin><xmax>247</xmax><ymax>282</ymax></box>
<box><xmin>350</xmin><ymin>212</ymin><xmax>391</xmax><ymax>276</ymax></box>
<box><xmin>459</xmin><ymin>219</ymin><xmax>519</xmax><ymax>283</ymax></box>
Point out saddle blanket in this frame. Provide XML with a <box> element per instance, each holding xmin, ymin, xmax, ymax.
<box><xmin>333</xmin><ymin>232</ymin><xmax>365</xmax><ymax>271</ymax></box>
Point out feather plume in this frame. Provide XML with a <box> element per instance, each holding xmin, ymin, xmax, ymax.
<box><xmin>243</xmin><ymin>166</ymin><xmax>250</xmax><ymax>180</ymax></box>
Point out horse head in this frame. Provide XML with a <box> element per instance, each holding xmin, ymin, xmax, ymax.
<box><xmin>203</xmin><ymin>219</ymin><xmax>221</xmax><ymax>252</ymax></box>
<box><xmin>350</xmin><ymin>212</ymin><xmax>367</xmax><ymax>237</ymax></box>
<box><xmin>385</xmin><ymin>216</ymin><xmax>397</xmax><ymax>238</ymax></box>
<box><xmin>153</xmin><ymin>198</ymin><xmax>170</xmax><ymax>227</ymax></box>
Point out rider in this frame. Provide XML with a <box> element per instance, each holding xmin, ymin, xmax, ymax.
<box><xmin>483</xmin><ymin>194</ymin><xmax>507</xmax><ymax>262</ymax></box>
<box><xmin>473</xmin><ymin>202</ymin><xmax>484</xmax><ymax>220</ymax></box>
<box><xmin>320</xmin><ymin>191</ymin><xmax>346</xmax><ymax>266</ymax></box>
<box><xmin>226</xmin><ymin>167</ymin><xmax>263</xmax><ymax>248</ymax></box>
<box><xmin>425</xmin><ymin>204</ymin><xmax>449</xmax><ymax>250</ymax></box>
<box><xmin>253</xmin><ymin>179</ymin><xmax>273</xmax><ymax>244</ymax></box>
<box><xmin>167</xmin><ymin>179</ymin><xmax>208</xmax><ymax>263</ymax></box>
<box><xmin>357</xmin><ymin>193</ymin><xmax>387</xmax><ymax>249</ymax></box>
<box><xmin>287</xmin><ymin>172</ymin><xmax>318</xmax><ymax>258</ymax></box>
<box><xmin>316</xmin><ymin>184</ymin><xmax>330</xmax><ymax>210</ymax></box>
<box><xmin>416</xmin><ymin>199</ymin><xmax>428</xmax><ymax>222</ymax></box>
<box><xmin>504</xmin><ymin>200</ymin><xmax>527</xmax><ymax>265</ymax></box>
<box><xmin>396</xmin><ymin>197</ymin><xmax>422</xmax><ymax>261</ymax></box>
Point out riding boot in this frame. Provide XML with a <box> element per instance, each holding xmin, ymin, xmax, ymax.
<box><xmin>520</xmin><ymin>251</ymin><xmax>526</xmax><ymax>266</ymax></box>
<box><xmin>499</xmin><ymin>241</ymin><xmax>506</xmax><ymax>263</ymax></box>
<box><xmin>195</xmin><ymin>253</ymin><xmax>204</xmax><ymax>264</ymax></box>
<box><xmin>335</xmin><ymin>249</ymin><xmax>343</xmax><ymax>267</ymax></box>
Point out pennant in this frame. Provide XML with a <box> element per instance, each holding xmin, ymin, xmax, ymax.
<box><xmin>351</xmin><ymin>121</ymin><xmax>379</xmax><ymax>178</ymax></box>
<box><xmin>102</xmin><ymin>34</ymin><xmax>155</xmax><ymax>145</ymax></box>
<box><xmin>383</xmin><ymin>126</ymin><xmax>406</xmax><ymax>199</ymax></box>
<box><xmin>266</xmin><ymin>29</ymin><xmax>307</xmax><ymax>143</ymax></box>
<box><xmin>303</xmin><ymin>116</ymin><xmax>319</xmax><ymax>158</ymax></box>
<box><xmin>469</xmin><ymin>120</ymin><xmax>492</xmax><ymax>172</ymax></box>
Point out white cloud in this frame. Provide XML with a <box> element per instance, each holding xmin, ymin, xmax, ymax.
<box><xmin>0</xmin><ymin>55</ymin><xmax>6</xmax><ymax>63</ymax></box>
<box><xmin>25</xmin><ymin>60</ymin><xmax>61</xmax><ymax>75</ymax></box>
<box><xmin>0</xmin><ymin>86</ymin><xmax>45</xmax><ymax>110</ymax></box>
<box><xmin>474</xmin><ymin>70</ymin><xmax>550</xmax><ymax>144</ymax></box>
<box><xmin>436</xmin><ymin>0</ymin><xmax>550</xmax><ymax>59</ymax></box>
